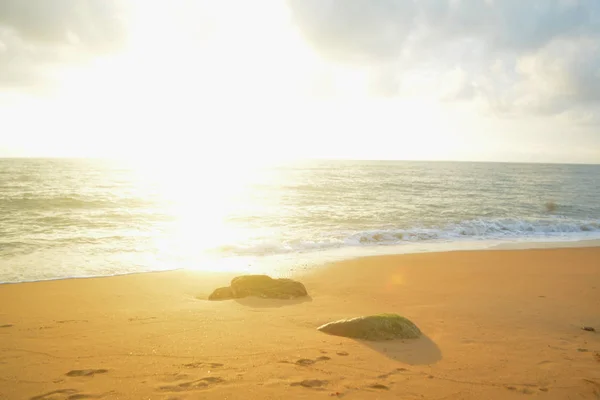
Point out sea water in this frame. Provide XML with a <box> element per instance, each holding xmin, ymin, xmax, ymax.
<box><xmin>1</xmin><ymin>159</ymin><xmax>599</xmax><ymax>282</ymax></box>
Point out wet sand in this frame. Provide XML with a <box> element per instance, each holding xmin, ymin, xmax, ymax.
<box><xmin>1</xmin><ymin>247</ymin><xmax>599</xmax><ymax>399</ymax></box>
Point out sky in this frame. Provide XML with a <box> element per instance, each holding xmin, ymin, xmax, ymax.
<box><xmin>0</xmin><ymin>0</ymin><xmax>599</xmax><ymax>163</ymax></box>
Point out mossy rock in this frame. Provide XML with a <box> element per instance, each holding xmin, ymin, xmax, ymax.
<box><xmin>231</xmin><ymin>275</ymin><xmax>307</xmax><ymax>299</ymax></box>
<box><xmin>317</xmin><ymin>314</ymin><xmax>421</xmax><ymax>341</ymax></box>
<box><xmin>208</xmin><ymin>275</ymin><xmax>308</xmax><ymax>300</ymax></box>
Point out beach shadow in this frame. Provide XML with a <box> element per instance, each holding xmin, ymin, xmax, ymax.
<box><xmin>358</xmin><ymin>334</ymin><xmax>442</xmax><ymax>365</ymax></box>
<box><xmin>234</xmin><ymin>296</ymin><xmax>313</xmax><ymax>308</ymax></box>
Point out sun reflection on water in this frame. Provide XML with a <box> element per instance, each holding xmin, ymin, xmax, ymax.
<box><xmin>126</xmin><ymin>158</ymin><xmax>284</xmax><ymax>270</ymax></box>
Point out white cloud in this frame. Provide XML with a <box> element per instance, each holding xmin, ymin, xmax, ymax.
<box><xmin>0</xmin><ymin>0</ymin><xmax>599</xmax><ymax>162</ymax></box>
<box><xmin>288</xmin><ymin>0</ymin><xmax>600</xmax><ymax>120</ymax></box>
<box><xmin>0</xmin><ymin>0</ymin><xmax>128</xmax><ymax>89</ymax></box>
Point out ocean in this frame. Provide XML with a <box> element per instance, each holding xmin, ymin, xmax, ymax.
<box><xmin>1</xmin><ymin>158</ymin><xmax>599</xmax><ymax>283</ymax></box>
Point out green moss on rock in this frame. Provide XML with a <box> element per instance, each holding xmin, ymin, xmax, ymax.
<box><xmin>207</xmin><ymin>275</ymin><xmax>308</xmax><ymax>300</ymax></box>
<box><xmin>317</xmin><ymin>314</ymin><xmax>421</xmax><ymax>341</ymax></box>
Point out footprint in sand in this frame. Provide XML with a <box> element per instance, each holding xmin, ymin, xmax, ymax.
<box><xmin>368</xmin><ymin>384</ymin><xmax>390</xmax><ymax>390</ymax></box>
<box><xmin>0</xmin><ymin>324</ymin><xmax>13</xmax><ymax>328</ymax></box>
<box><xmin>128</xmin><ymin>317</ymin><xmax>157</xmax><ymax>322</ymax></box>
<box><xmin>537</xmin><ymin>360</ymin><xmax>558</xmax><ymax>371</ymax></box>
<box><xmin>294</xmin><ymin>356</ymin><xmax>330</xmax><ymax>366</ymax></box>
<box><xmin>158</xmin><ymin>377</ymin><xmax>225</xmax><ymax>392</ymax></box>
<box><xmin>583</xmin><ymin>378</ymin><xmax>600</xmax><ymax>390</ymax></box>
<box><xmin>161</xmin><ymin>373</ymin><xmax>191</xmax><ymax>383</ymax></box>
<box><xmin>336</xmin><ymin>351</ymin><xmax>349</xmax><ymax>356</ymax></box>
<box><xmin>30</xmin><ymin>389</ymin><xmax>107</xmax><ymax>400</ymax></box>
<box><xmin>181</xmin><ymin>362</ymin><xmax>224</xmax><ymax>369</ymax></box>
<box><xmin>30</xmin><ymin>389</ymin><xmax>78</xmax><ymax>400</ymax></box>
<box><xmin>56</xmin><ymin>320</ymin><xmax>88</xmax><ymax>324</ymax></box>
<box><xmin>296</xmin><ymin>359</ymin><xmax>316</xmax><ymax>366</ymax></box>
<box><xmin>504</xmin><ymin>385</ymin><xmax>541</xmax><ymax>395</ymax></box>
<box><xmin>377</xmin><ymin>368</ymin><xmax>409</xmax><ymax>379</ymax></box>
<box><xmin>583</xmin><ymin>379</ymin><xmax>600</xmax><ymax>398</ymax></box>
<box><xmin>66</xmin><ymin>395</ymin><xmax>107</xmax><ymax>400</ymax></box>
<box><xmin>290</xmin><ymin>379</ymin><xmax>328</xmax><ymax>389</ymax></box>
<box><xmin>594</xmin><ymin>353</ymin><xmax>600</xmax><ymax>362</ymax></box>
<box><xmin>66</xmin><ymin>369</ymin><xmax>108</xmax><ymax>377</ymax></box>
<box><xmin>33</xmin><ymin>326</ymin><xmax>53</xmax><ymax>331</ymax></box>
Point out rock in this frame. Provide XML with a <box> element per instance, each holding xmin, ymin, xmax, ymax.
<box><xmin>317</xmin><ymin>314</ymin><xmax>422</xmax><ymax>341</ymax></box>
<box><xmin>208</xmin><ymin>287</ymin><xmax>234</xmax><ymax>301</ymax></box>
<box><xmin>230</xmin><ymin>275</ymin><xmax>308</xmax><ymax>299</ymax></box>
<box><xmin>207</xmin><ymin>275</ymin><xmax>308</xmax><ymax>301</ymax></box>
<box><xmin>582</xmin><ymin>326</ymin><xmax>596</xmax><ymax>332</ymax></box>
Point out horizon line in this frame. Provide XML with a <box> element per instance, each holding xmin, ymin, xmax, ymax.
<box><xmin>0</xmin><ymin>156</ymin><xmax>598</xmax><ymax>166</ymax></box>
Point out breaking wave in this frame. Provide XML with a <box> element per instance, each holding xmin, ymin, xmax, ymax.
<box><xmin>212</xmin><ymin>218</ymin><xmax>600</xmax><ymax>256</ymax></box>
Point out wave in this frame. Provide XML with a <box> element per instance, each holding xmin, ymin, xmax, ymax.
<box><xmin>211</xmin><ymin>217</ymin><xmax>600</xmax><ymax>257</ymax></box>
<box><xmin>0</xmin><ymin>235</ymin><xmax>142</xmax><ymax>257</ymax></box>
<box><xmin>348</xmin><ymin>218</ymin><xmax>600</xmax><ymax>243</ymax></box>
<box><xmin>3</xmin><ymin>216</ymin><xmax>599</xmax><ymax>261</ymax></box>
<box><xmin>0</xmin><ymin>195</ymin><xmax>153</xmax><ymax>210</ymax></box>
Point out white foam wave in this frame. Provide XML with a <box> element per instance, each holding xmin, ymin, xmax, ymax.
<box><xmin>212</xmin><ymin>218</ymin><xmax>600</xmax><ymax>257</ymax></box>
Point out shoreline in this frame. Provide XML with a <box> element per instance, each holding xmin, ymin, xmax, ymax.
<box><xmin>3</xmin><ymin>236</ymin><xmax>600</xmax><ymax>285</ymax></box>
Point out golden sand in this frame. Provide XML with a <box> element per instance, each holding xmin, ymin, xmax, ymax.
<box><xmin>1</xmin><ymin>247</ymin><xmax>599</xmax><ymax>399</ymax></box>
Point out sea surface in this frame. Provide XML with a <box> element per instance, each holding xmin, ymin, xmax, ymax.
<box><xmin>1</xmin><ymin>158</ymin><xmax>599</xmax><ymax>283</ymax></box>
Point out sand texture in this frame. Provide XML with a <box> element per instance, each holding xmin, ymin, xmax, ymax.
<box><xmin>1</xmin><ymin>247</ymin><xmax>600</xmax><ymax>399</ymax></box>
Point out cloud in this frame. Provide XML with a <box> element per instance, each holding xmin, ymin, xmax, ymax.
<box><xmin>288</xmin><ymin>0</ymin><xmax>417</xmax><ymax>63</ymax></box>
<box><xmin>513</xmin><ymin>37</ymin><xmax>600</xmax><ymax>114</ymax></box>
<box><xmin>288</xmin><ymin>0</ymin><xmax>600</xmax><ymax>119</ymax></box>
<box><xmin>0</xmin><ymin>0</ymin><xmax>129</xmax><ymax>49</ymax></box>
<box><xmin>0</xmin><ymin>0</ymin><xmax>129</xmax><ymax>89</ymax></box>
<box><xmin>289</xmin><ymin>0</ymin><xmax>600</xmax><ymax>59</ymax></box>
<box><xmin>2</xmin><ymin>0</ymin><xmax>600</xmax><ymax>125</ymax></box>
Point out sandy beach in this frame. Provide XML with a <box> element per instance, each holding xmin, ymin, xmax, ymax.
<box><xmin>1</xmin><ymin>247</ymin><xmax>599</xmax><ymax>399</ymax></box>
